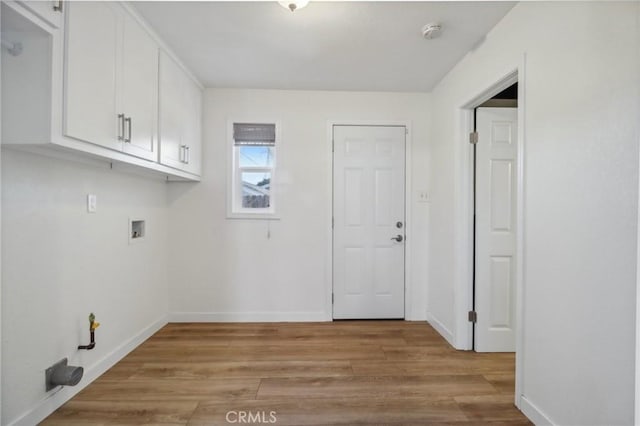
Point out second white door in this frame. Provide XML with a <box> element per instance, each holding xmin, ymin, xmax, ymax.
<box><xmin>333</xmin><ymin>125</ymin><xmax>406</xmax><ymax>319</ymax></box>
<box><xmin>475</xmin><ymin>107</ymin><xmax>518</xmax><ymax>352</ymax></box>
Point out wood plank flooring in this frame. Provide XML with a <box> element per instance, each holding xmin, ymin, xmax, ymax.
<box><xmin>42</xmin><ymin>321</ymin><xmax>531</xmax><ymax>425</ymax></box>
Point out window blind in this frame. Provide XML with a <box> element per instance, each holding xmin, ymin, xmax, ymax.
<box><xmin>233</xmin><ymin>123</ymin><xmax>276</xmax><ymax>146</ymax></box>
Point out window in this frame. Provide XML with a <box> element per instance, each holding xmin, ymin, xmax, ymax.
<box><xmin>230</xmin><ymin>122</ymin><xmax>277</xmax><ymax>217</ymax></box>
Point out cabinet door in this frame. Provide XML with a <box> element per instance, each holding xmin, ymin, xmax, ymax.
<box><xmin>121</xmin><ymin>13</ymin><xmax>158</xmax><ymax>161</ymax></box>
<box><xmin>182</xmin><ymin>78</ymin><xmax>202</xmax><ymax>176</ymax></box>
<box><xmin>158</xmin><ymin>51</ymin><xmax>186</xmax><ymax>170</ymax></box>
<box><xmin>64</xmin><ymin>1</ymin><xmax>122</xmax><ymax>151</ymax></box>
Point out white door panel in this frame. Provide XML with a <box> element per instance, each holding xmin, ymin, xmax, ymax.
<box><xmin>64</xmin><ymin>1</ymin><xmax>121</xmax><ymax>150</ymax></box>
<box><xmin>333</xmin><ymin>125</ymin><xmax>405</xmax><ymax>319</ymax></box>
<box><xmin>475</xmin><ymin>107</ymin><xmax>517</xmax><ymax>352</ymax></box>
<box><xmin>182</xmin><ymin>78</ymin><xmax>202</xmax><ymax>175</ymax></box>
<box><xmin>158</xmin><ymin>51</ymin><xmax>202</xmax><ymax>174</ymax></box>
<box><xmin>121</xmin><ymin>12</ymin><xmax>158</xmax><ymax>160</ymax></box>
<box><xmin>158</xmin><ymin>51</ymin><xmax>184</xmax><ymax>170</ymax></box>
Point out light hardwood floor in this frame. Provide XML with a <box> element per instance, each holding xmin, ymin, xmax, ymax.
<box><xmin>42</xmin><ymin>321</ymin><xmax>532</xmax><ymax>425</ymax></box>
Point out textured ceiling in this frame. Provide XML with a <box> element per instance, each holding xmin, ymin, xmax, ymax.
<box><xmin>133</xmin><ymin>1</ymin><xmax>515</xmax><ymax>92</ymax></box>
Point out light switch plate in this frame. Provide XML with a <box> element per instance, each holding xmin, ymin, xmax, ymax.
<box><xmin>87</xmin><ymin>194</ymin><xmax>97</xmax><ymax>213</ymax></box>
<box><xmin>417</xmin><ymin>191</ymin><xmax>429</xmax><ymax>203</ymax></box>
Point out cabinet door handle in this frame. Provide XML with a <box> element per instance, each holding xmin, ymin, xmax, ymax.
<box><xmin>179</xmin><ymin>144</ymin><xmax>185</xmax><ymax>162</ymax></box>
<box><xmin>117</xmin><ymin>114</ymin><xmax>125</xmax><ymax>141</ymax></box>
<box><xmin>124</xmin><ymin>117</ymin><xmax>132</xmax><ymax>143</ymax></box>
<box><xmin>185</xmin><ymin>146</ymin><xmax>190</xmax><ymax>164</ymax></box>
<box><xmin>53</xmin><ymin>0</ymin><xmax>63</xmax><ymax>12</ymax></box>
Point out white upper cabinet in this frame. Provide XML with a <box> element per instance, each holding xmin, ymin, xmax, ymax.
<box><xmin>1</xmin><ymin>1</ymin><xmax>202</xmax><ymax>181</ymax></box>
<box><xmin>64</xmin><ymin>1</ymin><xmax>121</xmax><ymax>151</ymax></box>
<box><xmin>158</xmin><ymin>51</ymin><xmax>184</xmax><ymax>170</ymax></box>
<box><xmin>64</xmin><ymin>2</ymin><xmax>158</xmax><ymax>160</ymax></box>
<box><xmin>182</xmin><ymin>76</ymin><xmax>202</xmax><ymax>176</ymax></box>
<box><xmin>159</xmin><ymin>50</ymin><xmax>202</xmax><ymax>175</ymax></box>
<box><xmin>121</xmin><ymin>12</ymin><xmax>158</xmax><ymax>161</ymax></box>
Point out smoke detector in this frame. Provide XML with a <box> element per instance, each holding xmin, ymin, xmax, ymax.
<box><xmin>422</xmin><ymin>23</ymin><xmax>442</xmax><ymax>39</ymax></box>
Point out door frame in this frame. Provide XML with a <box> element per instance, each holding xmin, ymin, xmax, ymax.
<box><xmin>326</xmin><ymin>120</ymin><xmax>413</xmax><ymax>321</ymax></box>
<box><xmin>454</xmin><ymin>63</ymin><xmax>526</xmax><ymax>408</ymax></box>
<box><xmin>636</xmin><ymin>112</ymin><xmax>640</xmax><ymax>424</ymax></box>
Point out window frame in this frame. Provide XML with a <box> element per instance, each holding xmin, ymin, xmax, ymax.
<box><xmin>227</xmin><ymin>120</ymin><xmax>280</xmax><ymax>219</ymax></box>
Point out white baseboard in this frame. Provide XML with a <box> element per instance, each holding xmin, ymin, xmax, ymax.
<box><xmin>520</xmin><ymin>395</ymin><xmax>555</xmax><ymax>425</ymax></box>
<box><xmin>426</xmin><ymin>312</ymin><xmax>456</xmax><ymax>348</ymax></box>
<box><xmin>169</xmin><ymin>311</ymin><xmax>330</xmax><ymax>322</ymax></box>
<box><xmin>9</xmin><ymin>315</ymin><xmax>168</xmax><ymax>426</ymax></box>
<box><xmin>405</xmin><ymin>308</ymin><xmax>427</xmax><ymax>321</ymax></box>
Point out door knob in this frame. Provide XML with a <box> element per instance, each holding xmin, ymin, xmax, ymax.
<box><xmin>391</xmin><ymin>234</ymin><xmax>403</xmax><ymax>242</ymax></box>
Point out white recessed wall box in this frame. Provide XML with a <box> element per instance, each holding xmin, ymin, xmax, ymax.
<box><xmin>128</xmin><ymin>218</ymin><xmax>145</xmax><ymax>244</ymax></box>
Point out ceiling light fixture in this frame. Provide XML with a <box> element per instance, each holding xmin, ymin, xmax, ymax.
<box><xmin>422</xmin><ymin>23</ymin><xmax>442</xmax><ymax>39</ymax></box>
<box><xmin>279</xmin><ymin>0</ymin><xmax>309</xmax><ymax>12</ymax></box>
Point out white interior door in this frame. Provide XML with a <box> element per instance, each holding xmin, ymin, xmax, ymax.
<box><xmin>333</xmin><ymin>125</ymin><xmax>405</xmax><ymax>319</ymax></box>
<box><xmin>475</xmin><ymin>107</ymin><xmax>518</xmax><ymax>352</ymax></box>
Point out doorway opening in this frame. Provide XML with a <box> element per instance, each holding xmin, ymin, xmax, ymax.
<box><xmin>457</xmin><ymin>68</ymin><xmax>524</xmax><ymax>408</ymax></box>
<box><xmin>472</xmin><ymin>82</ymin><xmax>518</xmax><ymax>352</ymax></box>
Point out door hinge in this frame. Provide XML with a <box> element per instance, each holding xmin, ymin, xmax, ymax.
<box><xmin>405</xmin><ymin>128</ymin><xmax>409</xmax><ymax>135</ymax></box>
<box><xmin>332</xmin><ymin>217</ymin><xmax>334</xmax><ymax>228</ymax></box>
<box><xmin>469</xmin><ymin>131</ymin><xmax>479</xmax><ymax>145</ymax></box>
<box><xmin>468</xmin><ymin>311</ymin><xmax>477</xmax><ymax>323</ymax></box>
<box><xmin>332</xmin><ymin>293</ymin><xmax>334</xmax><ymax>304</ymax></box>
<box><xmin>332</xmin><ymin>139</ymin><xmax>335</xmax><ymax>153</ymax></box>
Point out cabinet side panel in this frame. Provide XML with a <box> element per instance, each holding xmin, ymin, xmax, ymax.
<box><xmin>1</xmin><ymin>8</ymin><xmax>51</xmax><ymax>144</ymax></box>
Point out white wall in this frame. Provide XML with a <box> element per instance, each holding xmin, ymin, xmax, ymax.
<box><xmin>1</xmin><ymin>150</ymin><xmax>169</xmax><ymax>424</ymax></box>
<box><xmin>429</xmin><ymin>2</ymin><xmax>639</xmax><ymax>425</ymax></box>
<box><xmin>167</xmin><ymin>89</ymin><xmax>430</xmax><ymax>322</ymax></box>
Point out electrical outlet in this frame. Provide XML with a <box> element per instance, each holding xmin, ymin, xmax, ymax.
<box><xmin>417</xmin><ymin>191</ymin><xmax>429</xmax><ymax>203</ymax></box>
<box><xmin>87</xmin><ymin>194</ymin><xmax>97</xmax><ymax>213</ymax></box>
